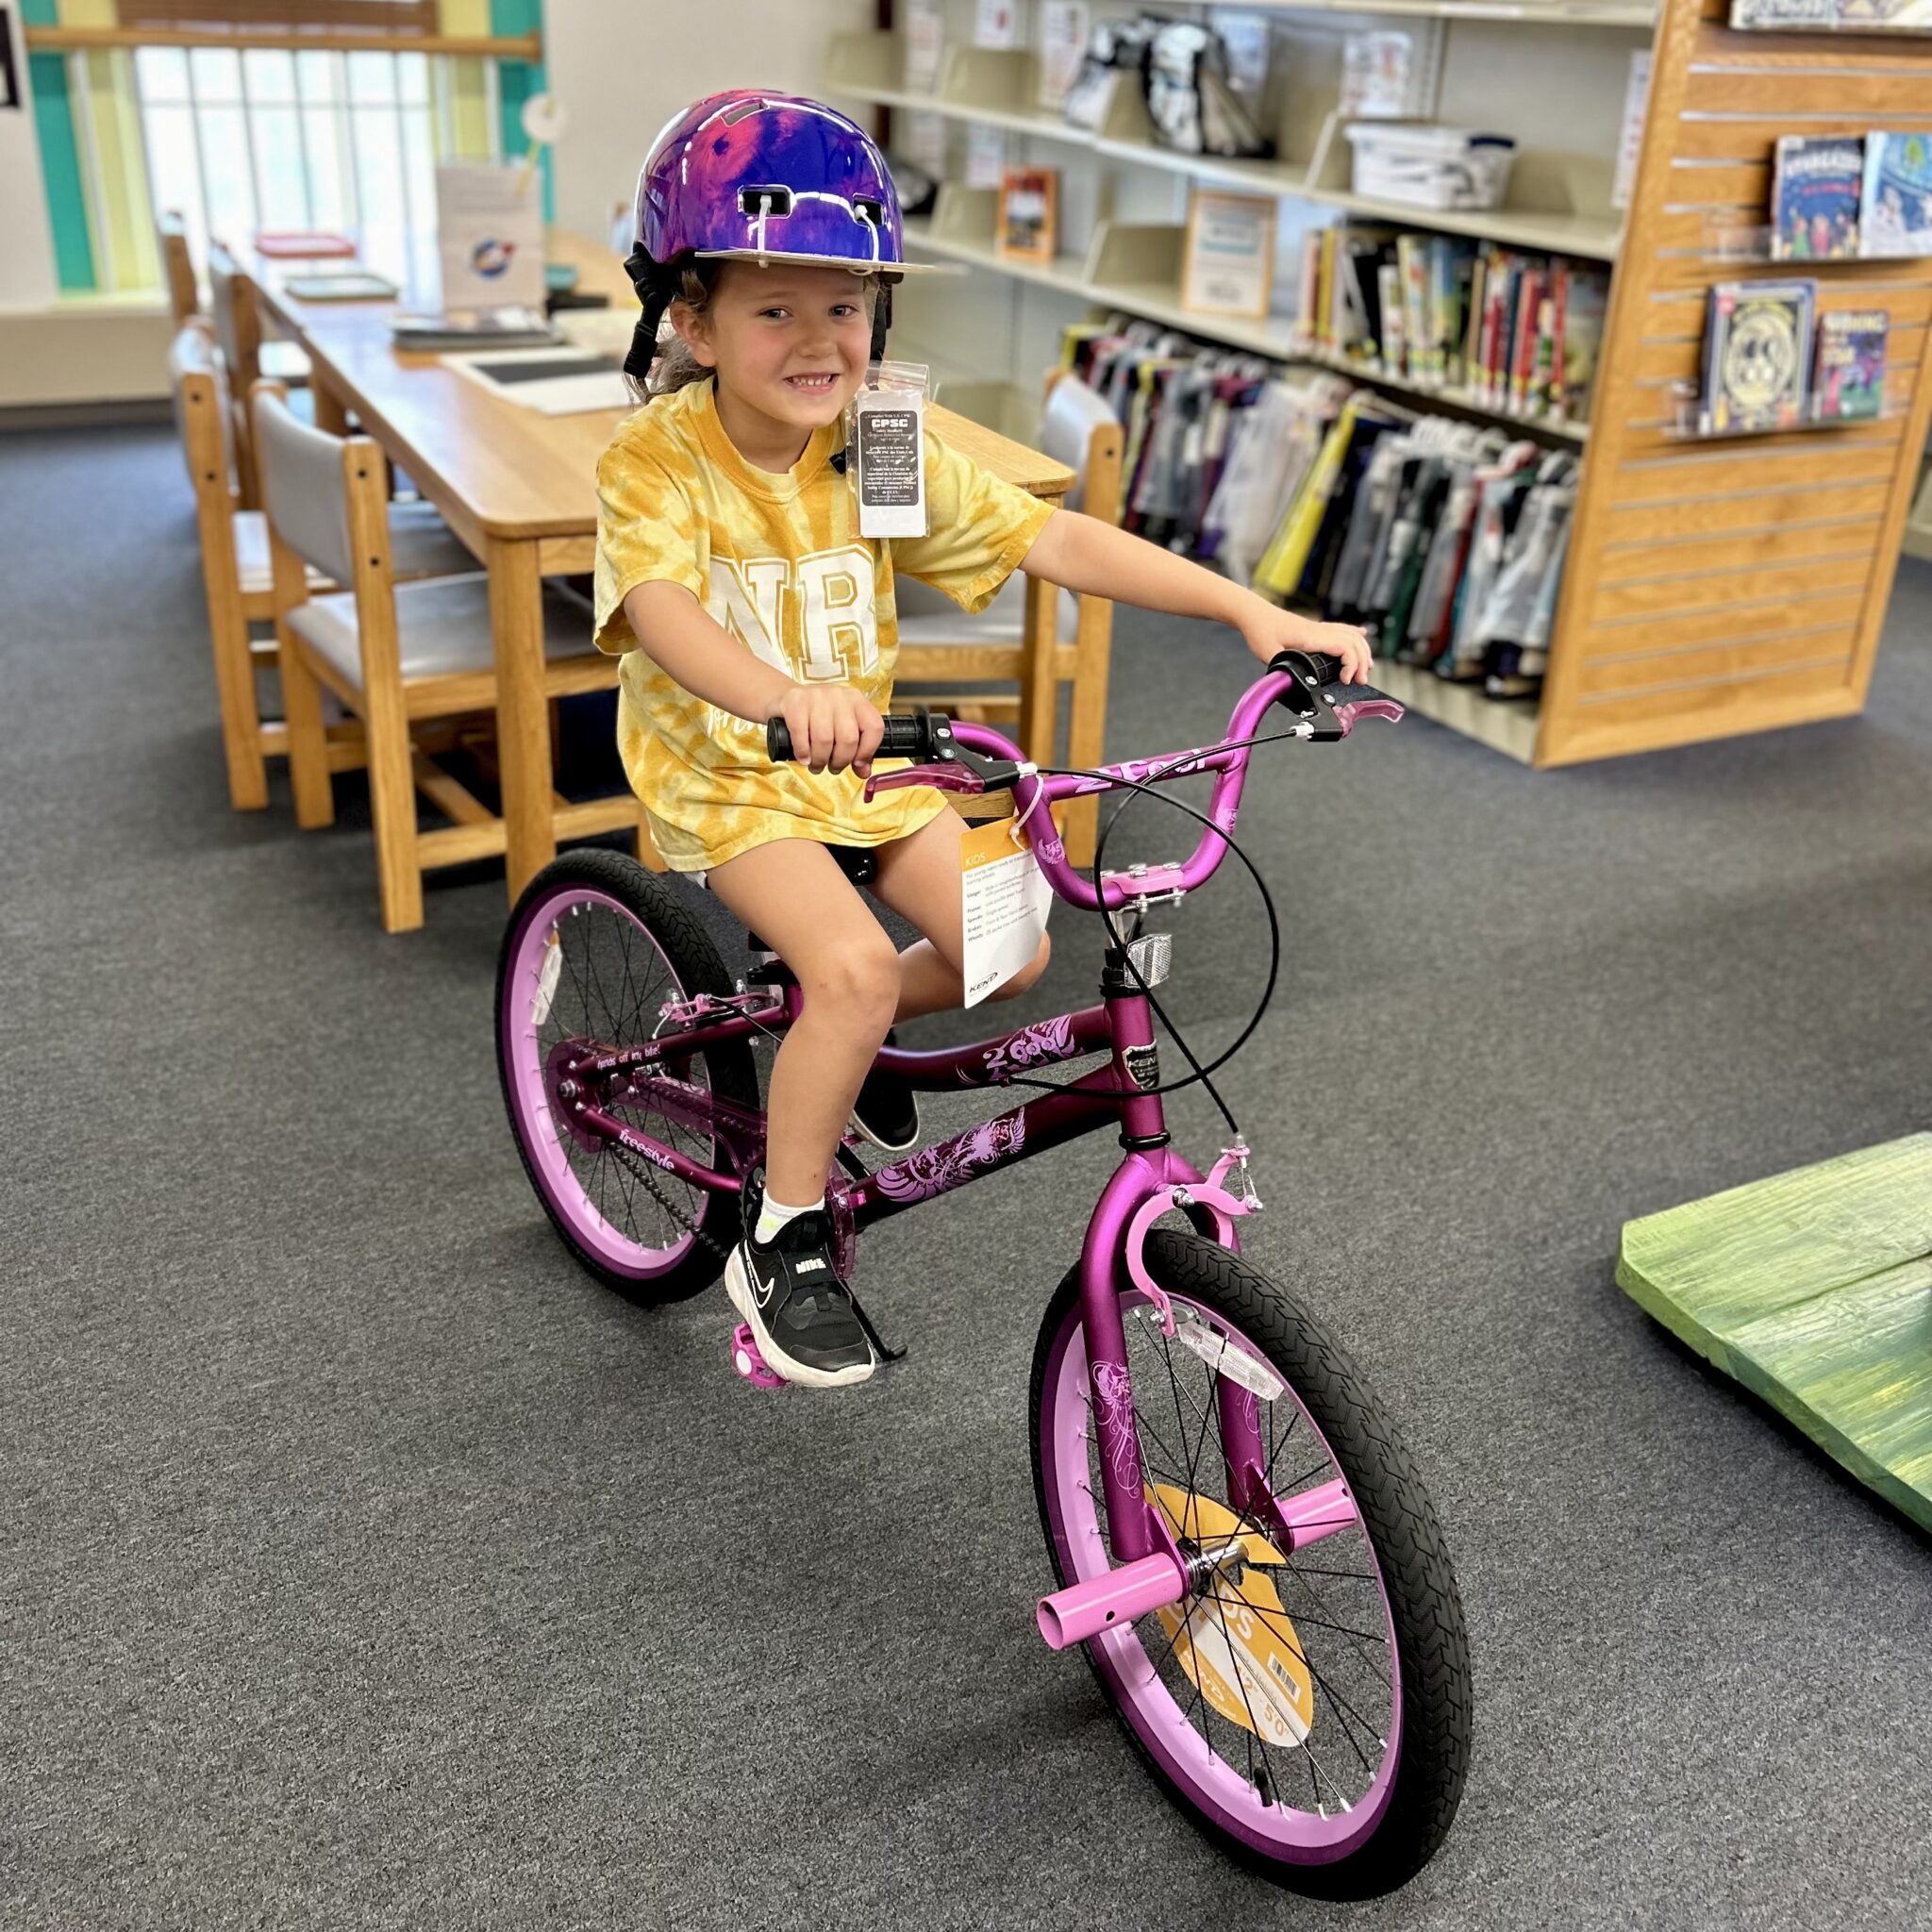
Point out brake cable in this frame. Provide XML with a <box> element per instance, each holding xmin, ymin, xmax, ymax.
<box><xmin>985</xmin><ymin>724</ymin><xmax>1306</xmax><ymax>1127</ymax></box>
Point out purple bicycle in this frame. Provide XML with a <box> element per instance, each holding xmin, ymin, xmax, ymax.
<box><xmin>495</xmin><ymin>650</ymin><xmax>1470</xmax><ymax>1895</ymax></box>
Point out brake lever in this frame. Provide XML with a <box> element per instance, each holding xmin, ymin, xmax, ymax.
<box><xmin>863</xmin><ymin>741</ymin><xmax>1024</xmax><ymax>802</ymax></box>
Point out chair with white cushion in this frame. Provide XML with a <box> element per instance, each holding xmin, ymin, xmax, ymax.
<box><xmin>169</xmin><ymin>325</ymin><xmax>472</xmax><ymax>811</ymax></box>
<box><xmin>253</xmin><ymin>383</ymin><xmax>636</xmax><ymax>932</ymax></box>
<box><xmin>893</xmin><ymin>371</ymin><xmax>1123</xmax><ymax>867</ymax></box>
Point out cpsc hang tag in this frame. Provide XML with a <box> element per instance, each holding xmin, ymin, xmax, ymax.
<box><xmin>846</xmin><ymin>360</ymin><xmax>930</xmax><ymax>540</ymax></box>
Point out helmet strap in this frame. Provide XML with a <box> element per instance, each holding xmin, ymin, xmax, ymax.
<box><xmin>869</xmin><ymin>276</ymin><xmax>896</xmax><ymax>364</ymax></box>
<box><xmin>622</xmin><ymin>244</ymin><xmax>679</xmax><ymax>386</ymax></box>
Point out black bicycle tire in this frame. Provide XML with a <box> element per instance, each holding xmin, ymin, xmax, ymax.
<box><xmin>1027</xmin><ymin>1227</ymin><xmax>1472</xmax><ymax>1898</ymax></box>
<box><xmin>494</xmin><ymin>848</ymin><xmax>760</xmax><ymax>1307</ymax></box>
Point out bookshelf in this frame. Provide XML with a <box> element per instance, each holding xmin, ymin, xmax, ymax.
<box><xmin>858</xmin><ymin>0</ymin><xmax>1932</xmax><ymax>765</ymax></box>
<box><xmin>908</xmin><ymin>196</ymin><xmax>1591</xmax><ymax>446</ymax></box>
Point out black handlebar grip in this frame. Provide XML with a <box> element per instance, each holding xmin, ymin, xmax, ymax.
<box><xmin>1304</xmin><ymin>651</ymin><xmax>1349</xmax><ymax>686</ymax></box>
<box><xmin>766</xmin><ymin>710</ymin><xmax>934</xmax><ymax>763</ymax></box>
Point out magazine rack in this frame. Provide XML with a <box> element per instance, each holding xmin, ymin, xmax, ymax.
<box><xmin>1537</xmin><ymin>0</ymin><xmax>1932</xmax><ymax>763</ymax></box>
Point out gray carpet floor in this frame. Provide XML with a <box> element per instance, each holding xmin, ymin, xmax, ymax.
<box><xmin>5</xmin><ymin>425</ymin><xmax>1931</xmax><ymax>1931</ymax></box>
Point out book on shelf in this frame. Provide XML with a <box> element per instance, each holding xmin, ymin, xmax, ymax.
<box><xmin>1289</xmin><ymin>225</ymin><xmax>1605</xmax><ymax>425</ymax></box>
<box><xmin>1813</xmin><ymin>309</ymin><xmax>1889</xmax><ymax>419</ymax></box>
<box><xmin>1702</xmin><ymin>280</ymin><xmax>1816</xmax><ymax>433</ymax></box>
<box><xmin>997</xmin><ymin>167</ymin><xmax>1059</xmax><ymax>265</ymax></box>
<box><xmin>1861</xmin><ymin>132</ymin><xmax>1932</xmax><ymax>258</ymax></box>
<box><xmin>1773</xmin><ymin>136</ymin><xmax>1863</xmax><ymax>260</ymax></box>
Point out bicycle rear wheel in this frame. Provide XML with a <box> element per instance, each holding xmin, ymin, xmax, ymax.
<box><xmin>1029</xmin><ymin>1229</ymin><xmax>1470</xmax><ymax>1896</ymax></box>
<box><xmin>496</xmin><ymin>849</ymin><xmax>759</xmax><ymax>1305</ymax></box>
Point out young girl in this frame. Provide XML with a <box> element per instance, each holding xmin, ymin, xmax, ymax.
<box><xmin>594</xmin><ymin>91</ymin><xmax>1371</xmax><ymax>1390</ymax></box>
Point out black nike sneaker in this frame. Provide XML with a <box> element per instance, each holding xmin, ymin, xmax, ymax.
<box><xmin>849</xmin><ymin>1028</ymin><xmax>921</xmax><ymax>1154</ymax></box>
<box><xmin>724</xmin><ymin>1203</ymin><xmax>875</xmax><ymax>1390</ymax></box>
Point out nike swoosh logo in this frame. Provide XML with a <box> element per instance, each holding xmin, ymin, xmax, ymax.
<box><xmin>753</xmin><ymin>1261</ymin><xmax>777</xmax><ymax>1309</ymax></box>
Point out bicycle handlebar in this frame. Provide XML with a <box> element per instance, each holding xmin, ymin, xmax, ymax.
<box><xmin>763</xmin><ymin>649</ymin><xmax>1402</xmax><ymax>914</ymax></box>
<box><xmin>766</xmin><ymin>710</ymin><xmax>934</xmax><ymax>765</ymax></box>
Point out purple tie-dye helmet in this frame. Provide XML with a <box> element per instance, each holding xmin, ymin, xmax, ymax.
<box><xmin>621</xmin><ymin>89</ymin><xmax>943</xmax><ymax>378</ymax></box>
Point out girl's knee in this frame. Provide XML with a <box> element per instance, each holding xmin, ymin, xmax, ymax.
<box><xmin>805</xmin><ymin>930</ymin><xmax>901</xmax><ymax>1029</ymax></box>
<box><xmin>990</xmin><ymin>930</ymin><xmax>1052</xmax><ymax>1002</ymax></box>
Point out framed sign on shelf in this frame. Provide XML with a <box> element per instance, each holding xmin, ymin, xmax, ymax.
<box><xmin>1181</xmin><ymin>187</ymin><xmax>1276</xmax><ymax>321</ymax></box>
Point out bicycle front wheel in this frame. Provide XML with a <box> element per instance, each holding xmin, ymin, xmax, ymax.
<box><xmin>1029</xmin><ymin>1229</ymin><xmax>1470</xmax><ymax>1897</ymax></box>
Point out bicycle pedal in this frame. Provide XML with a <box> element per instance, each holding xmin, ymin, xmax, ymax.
<box><xmin>729</xmin><ymin>1323</ymin><xmax>788</xmax><ymax>1391</ymax></box>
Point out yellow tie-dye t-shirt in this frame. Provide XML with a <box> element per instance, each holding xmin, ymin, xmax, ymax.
<box><xmin>592</xmin><ymin>380</ymin><xmax>1057</xmax><ymax>874</ymax></box>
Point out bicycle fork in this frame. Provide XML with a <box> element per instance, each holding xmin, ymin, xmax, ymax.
<box><xmin>1035</xmin><ymin>1141</ymin><xmax>1361</xmax><ymax>1652</ymax></box>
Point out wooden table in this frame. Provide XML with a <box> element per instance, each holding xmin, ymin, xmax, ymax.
<box><xmin>253</xmin><ymin>232</ymin><xmax>1075</xmax><ymax>900</ymax></box>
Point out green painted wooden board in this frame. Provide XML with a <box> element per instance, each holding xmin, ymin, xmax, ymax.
<box><xmin>1617</xmin><ymin>1133</ymin><xmax>1932</xmax><ymax>1533</ymax></box>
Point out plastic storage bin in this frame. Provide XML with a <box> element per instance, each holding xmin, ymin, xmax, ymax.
<box><xmin>1345</xmin><ymin>125</ymin><xmax>1516</xmax><ymax>212</ymax></box>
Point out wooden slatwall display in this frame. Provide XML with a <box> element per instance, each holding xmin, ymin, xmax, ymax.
<box><xmin>1537</xmin><ymin>0</ymin><xmax>1932</xmax><ymax>767</ymax></box>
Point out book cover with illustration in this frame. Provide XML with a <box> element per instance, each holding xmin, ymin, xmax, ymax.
<box><xmin>1773</xmin><ymin>137</ymin><xmax>1863</xmax><ymax>260</ymax></box>
<box><xmin>1704</xmin><ymin>280</ymin><xmax>1816</xmax><ymax>432</ymax></box>
<box><xmin>1862</xmin><ymin>133</ymin><xmax>1932</xmax><ymax>258</ymax></box>
<box><xmin>1813</xmin><ymin>309</ymin><xmax>1889</xmax><ymax>419</ymax></box>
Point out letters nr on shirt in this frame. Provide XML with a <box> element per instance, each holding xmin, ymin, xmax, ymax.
<box><xmin>703</xmin><ymin>545</ymin><xmax>882</xmax><ymax>744</ymax></box>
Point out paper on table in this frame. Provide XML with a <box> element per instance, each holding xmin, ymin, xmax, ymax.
<box><xmin>960</xmin><ymin>815</ymin><xmax>1052</xmax><ymax>1008</ymax></box>
<box><xmin>443</xmin><ymin>347</ymin><xmax>633</xmax><ymax>415</ymax></box>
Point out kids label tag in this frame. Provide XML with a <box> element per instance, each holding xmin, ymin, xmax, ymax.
<box><xmin>960</xmin><ymin>814</ymin><xmax>1050</xmax><ymax>1008</ymax></box>
<box><xmin>854</xmin><ymin>389</ymin><xmax>927</xmax><ymax>539</ymax></box>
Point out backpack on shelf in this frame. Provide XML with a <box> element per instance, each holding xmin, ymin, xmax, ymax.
<box><xmin>1060</xmin><ymin>14</ymin><xmax>1272</xmax><ymax>160</ymax></box>
<box><xmin>1145</xmin><ymin>20</ymin><xmax>1273</xmax><ymax>160</ymax></box>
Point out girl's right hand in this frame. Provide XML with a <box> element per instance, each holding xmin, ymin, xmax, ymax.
<box><xmin>772</xmin><ymin>682</ymin><xmax>885</xmax><ymax>778</ymax></box>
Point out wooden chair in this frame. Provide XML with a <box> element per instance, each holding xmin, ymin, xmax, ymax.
<box><xmin>253</xmin><ymin>382</ymin><xmax>644</xmax><ymax>932</ymax></box>
<box><xmin>168</xmin><ymin>325</ymin><xmax>473</xmax><ymax>810</ymax></box>
<box><xmin>158</xmin><ymin>209</ymin><xmax>200</xmax><ymax>326</ymax></box>
<box><xmin>208</xmin><ymin>241</ymin><xmax>313</xmax><ymax>504</ymax></box>
<box><xmin>893</xmin><ymin>371</ymin><xmax>1124</xmax><ymax>866</ymax></box>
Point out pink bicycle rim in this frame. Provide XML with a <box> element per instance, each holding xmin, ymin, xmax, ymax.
<box><xmin>503</xmin><ymin>885</ymin><xmax>700</xmax><ymax>1279</ymax></box>
<box><xmin>1040</xmin><ymin>1289</ymin><xmax>1404</xmax><ymax>1862</ymax></box>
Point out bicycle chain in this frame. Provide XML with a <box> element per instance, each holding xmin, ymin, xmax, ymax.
<box><xmin>608</xmin><ymin>1134</ymin><xmax>736</xmax><ymax>1261</ymax></box>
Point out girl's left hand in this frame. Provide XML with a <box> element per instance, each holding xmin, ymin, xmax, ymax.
<box><xmin>1237</xmin><ymin>606</ymin><xmax>1375</xmax><ymax>685</ymax></box>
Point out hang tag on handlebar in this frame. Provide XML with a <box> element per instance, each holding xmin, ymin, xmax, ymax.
<box><xmin>846</xmin><ymin>360</ymin><xmax>929</xmax><ymax>539</ymax></box>
<box><xmin>960</xmin><ymin>814</ymin><xmax>1051</xmax><ymax>1008</ymax></box>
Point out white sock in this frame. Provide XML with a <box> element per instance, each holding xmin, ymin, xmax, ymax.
<box><xmin>755</xmin><ymin>1190</ymin><xmax>824</xmax><ymax>1247</ymax></box>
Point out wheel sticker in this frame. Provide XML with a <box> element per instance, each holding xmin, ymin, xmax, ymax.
<box><xmin>532</xmin><ymin>926</ymin><xmax>564</xmax><ymax>1027</ymax></box>
<box><xmin>1147</xmin><ymin>1485</ymin><xmax>1312</xmax><ymax>1749</ymax></box>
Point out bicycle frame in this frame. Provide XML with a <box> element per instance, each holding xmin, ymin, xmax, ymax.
<box><xmin>557</xmin><ymin>670</ymin><xmax>1400</xmax><ymax>1579</ymax></box>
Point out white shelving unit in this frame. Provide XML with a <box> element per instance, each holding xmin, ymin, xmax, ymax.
<box><xmin>825</xmin><ymin>31</ymin><xmax>1626</xmax><ymax>263</ymax></box>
